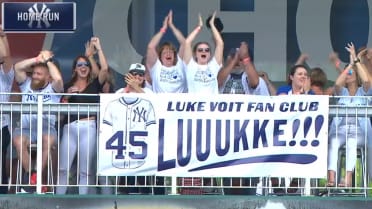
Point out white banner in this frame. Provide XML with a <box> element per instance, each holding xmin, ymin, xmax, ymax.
<box><xmin>98</xmin><ymin>94</ymin><xmax>329</xmax><ymax>178</ymax></box>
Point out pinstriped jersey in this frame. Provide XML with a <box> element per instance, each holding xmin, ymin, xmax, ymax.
<box><xmin>103</xmin><ymin>96</ymin><xmax>156</xmax><ymax>169</ymax></box>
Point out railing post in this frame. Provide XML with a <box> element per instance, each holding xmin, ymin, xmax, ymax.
<box><xmin>304</xmin><ymin>177</ymin><xmax>311</xmax><ymax>196</ymax></box>
<box><xmin>36</xmin><ymin>94</ymin><xmax>43</xmax><ymax>194</ymax></box>
<box><xmin>171</xmin><ymin>176</ymin><xmax>177</xmax><ymax>195</ymax></box>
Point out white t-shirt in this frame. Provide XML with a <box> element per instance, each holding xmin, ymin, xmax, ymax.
<box><xmin>0</xmin><ymin>65</ymin><xmax>14</xmax><ymax>128</ymax></box>
<box><xmin>186</xmin><ymin>57</ymin><xmax>221</xmax><ymax>94</ymax></box>
<box><xmin>150</xmin><ymin>56</ymin><xmax>187</xmax><ymax>93</ymax></box>
<box><xmin>19</xmin><ymin>77</ymin><xmax>61</xmax><ymax>128</ymax></box>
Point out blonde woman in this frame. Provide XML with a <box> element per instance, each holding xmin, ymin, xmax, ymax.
<box><xmin>327</xmin><ymin>42</ymin><xmax>372</xmax><ymax>187</ymax></box>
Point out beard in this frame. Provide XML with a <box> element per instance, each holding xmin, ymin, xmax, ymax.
<box><xmin>31</xmin><ymin>79</ymin><xmax>47</xmax><ymax>90</ymax></box>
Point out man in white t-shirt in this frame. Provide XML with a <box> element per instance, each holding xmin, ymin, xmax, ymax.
<box><xmin>12</xmin><ymin>50</ymin><xmax>63</xmax><ymax>188</ymax></box>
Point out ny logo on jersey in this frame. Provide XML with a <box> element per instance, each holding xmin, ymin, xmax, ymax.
<box><xmin>132</xmin><ymin>107</ymin><xmax>147</xmax><ymax>122</ymax></box>
<box><xmin>24</xmin><ymin>93</ymin><xmax>52</xmax><ymax>102</ymax></box>
<box><xmin>27</xmin><ymin>3</ymin><xmax>54</xmax><ymax>28</ymax></box>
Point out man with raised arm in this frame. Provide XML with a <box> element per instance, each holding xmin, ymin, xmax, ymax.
<box><xmin>12</xmin><ymin>50</ymin><xmax>63</xmax><ymax>191</ymax></box>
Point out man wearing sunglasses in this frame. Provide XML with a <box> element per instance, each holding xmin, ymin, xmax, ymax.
<box><xmin>12</xmin><ymin>50</ymin><xmax>63</xmax><ymax>192</ymax></box>
<box><xmin>116</xmin><ymin>63</ymin><xmax>152</xmax><ymax>94</ymax></box>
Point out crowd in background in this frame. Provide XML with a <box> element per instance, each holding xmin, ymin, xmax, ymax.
<box><xmin>1</xmin><ymin>10</ymin><xmax>372</xmax><ymax>195</ymax></box>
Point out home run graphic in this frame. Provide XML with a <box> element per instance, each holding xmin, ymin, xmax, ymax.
<box><xmin>102</xmin><ymin>96</ymin><xmax>156</xmax><ymax>169</ymax></box>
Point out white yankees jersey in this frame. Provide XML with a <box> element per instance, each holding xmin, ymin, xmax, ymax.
<box><xmin>103</xmin><ymin>97</ymin><xmax>156</xmax><ymax>169</ymax></box>
<box><xmin>19</xmin><ymin>77</ymin><xmax>61</xmax><ymax>128</ymax></box>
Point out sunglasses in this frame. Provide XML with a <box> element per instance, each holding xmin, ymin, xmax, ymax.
<box><xmin>131</xmin><ymin>72</ymin><xmax>144</xmax><ymax>77</ymax></box>
<box><xmin>197</xmin><ymin>48</ymin><xmax>210</xmax><ymax>53</ymax></box>
<box><xmin>76</xmin><ymin>62</ymin><xmax>89</xmax><ymax>68</ymax></box>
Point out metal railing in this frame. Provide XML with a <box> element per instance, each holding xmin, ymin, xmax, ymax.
<box><xmin>0</xmin><ymin>93</ymin><xmax>371</xmax><ymax>197</ymax></box>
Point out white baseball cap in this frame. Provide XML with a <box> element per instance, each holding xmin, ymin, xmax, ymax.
<box><xmin>129</xmin><ymin>63</ymin><xmax>145</xmax><ymax>73</ymax></box>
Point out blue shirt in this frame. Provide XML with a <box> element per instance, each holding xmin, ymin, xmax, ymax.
<box><xmin>276</xmin><ymin>85</ymin><xmax>315</xmax><ymax>95</ymax></box>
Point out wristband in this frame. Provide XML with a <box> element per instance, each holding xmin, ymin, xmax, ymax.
<box><xmin>160</xmin><ymin>27</ymin><xmax>166</xmax><ymax>34</ymax></box>
<box><xmin>354</xmin><ymin>58</ymin><xmax>360</xmax><ymax>64</ymax></box>
<box><xmin>242</xmin><ymin>57</ymin><xmax>251</xmax><ymax>64</ymax></box>
<box><xmin>344</xmin><ymin>68</ymin><xmax>352</xmax><ymax>75</ymax></box>
<box><xmin>335</xmin><ymin>60</ymin><xmax>340</xmax><ymax>68</ymax></box>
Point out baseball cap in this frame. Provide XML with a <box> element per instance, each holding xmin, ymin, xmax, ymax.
<box><xmin>129</xmin><ymin>63</ymin><xmax>145</xmax><ymax>74</ymax></box>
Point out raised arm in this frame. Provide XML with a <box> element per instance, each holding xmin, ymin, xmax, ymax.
<box><xmin>183</xmin><ymin>14</ymin><xmax>203</xmax><ymax>64</ymax></box>
<box><xmin>0</xmin><ymin>27</ymin><xmax>12</xmax><ymax>72</ymax></box>
<box><xmin>334</xmin><ymin>51</ymin><xmax>354</xmax><ymax>95</ymax></box>
<box><xmin>239</xmin><ymin>42</ymin><xmax>259</xmax><ymax>89</ymax></box>
<box><xmin>295</xmin><ymin>53</ymin><xmax>309</xmax><ymax>66</ymax></box>
<box><xmin>357</xmin><ymin>48</ymin><xmax>372</xmax><ymax>83</ymax></box>
<box><xmin>217</xmin><ymin>51</ymin><xmax>238</xmax><ymax>88</ymax></box>
<box><xmin>92</xmin><ymin>37</ymin><xmax>108</xmax><ymax>84</ymax></box>
<box><xmin>40</xmin><ymin>50</ymin><xmax>64</xmax><ymax>93</ymax></box>
<box><xmin>146</xmin><ymin>14</ymin><xmax>169</xmax><ymax>70</ymax></box>
<box><xmin>14</xmin><ymin>53</ymin><xmax>43</xmax><ymax>84</ymax></box>
<box><xmin>329</xmin><ymin>52</ymin><xmax>343</xmax><ymax>75</ymax></box>
<box><xmin>346</xmin><ymin>42</ymin><xmax>371</xmax><ymax>91</ymax></box>
<box><xmin>168</xmin><ymin>10</ymin><xmax>185</xmax><ymax>58</ymax></box>
<box><xmin>85</xmin><ymin>38</ymin><xmax>99</xmax><ymax>77</ymax></box>
<box><xmin>258</xmin><ymin>71</ymin><xmax>277</xmax><ymax>96</ymax></box>
<box><xmin>334</xmin><ymin>64</ymin><xmax>350</xmax><ymax>95</ymax></box>
<box><xmin>209</xmin><ymin>11</ymin><xmax>224</xmax><ymax>65</ymax></box>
